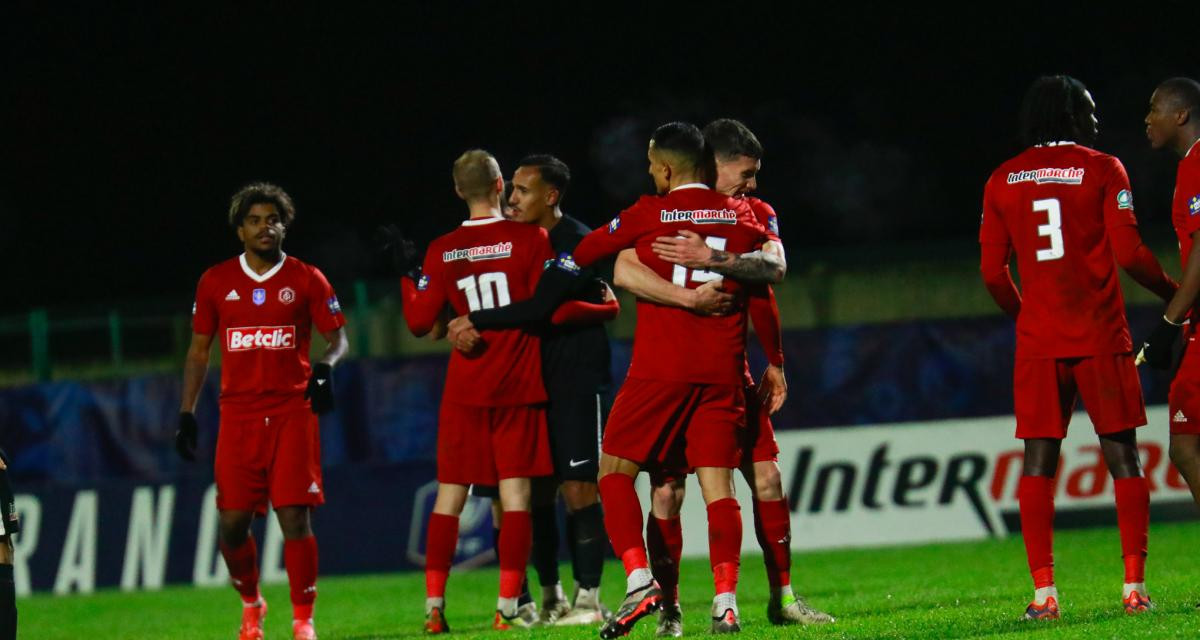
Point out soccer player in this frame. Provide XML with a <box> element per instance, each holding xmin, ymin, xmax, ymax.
<box><xmin>612</xmin><ymin>118</ymin><xmax>832</xmax><ymax>633</ymax></box>
<box><xmin>979</xmin><ymin>76</ymin><xmax>1177</xmax><ymax>619</ymax></box>
<box><xmin>445</xmin><ymin>155</ymin><xmax>618</xmax><ymax>626</ymax></box>
<box><xmin>0</xmin><ymin>451</ymin><xmax>18</xmax><ymax>640</ymax></box>
<box><xmin>1138</xmin><ymin>78</ymin><xmax>1200</xmax><ymax>526</ymax></box>
<box><xmin>177</xmin><ymin>182</ymin><xmax>349</xmax><ymax>640</ymax></box>
<box><xmin>400</xmin><ymin>150</ymin><xmax>555</xmax><ymax>633</ymax></box>
<box><xmin>569</xmin><ymin>122</ymin><xmax>769</xmax><ymax>636</ymax></box>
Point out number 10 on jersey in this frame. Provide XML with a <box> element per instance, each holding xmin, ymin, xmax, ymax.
<box><xmin>456</xmin><ymin>272</ymin><xmax>510</xmax><ymax>311</ymax></box>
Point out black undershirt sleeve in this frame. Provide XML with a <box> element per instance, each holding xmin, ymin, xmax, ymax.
<box><xmin>468</xmin><ymin>265</ymin><xmax>581</xmax><ymax>330</ymax></box>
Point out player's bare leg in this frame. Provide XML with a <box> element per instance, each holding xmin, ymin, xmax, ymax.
<box><xmin>646</xmin><ymin>479</ymin><xmax>684</xmax><ymax>637</ymax></box>
<box><xmin>1019</xmin><ymin>438</ymin><xmax>1061</xmax><ymax>620</ymax></box>
<box><xmin>741</xmin><ymin>459</ymin><xmax>833</xmax><ymax>625</ymax></box>
<box><xmin>425</xmin><ymin>483</ymin><xmax>469</xmax><ymax>634</ymax></box>
<box><xmin>1169</xmin><ymin>434</ymin><xmax>1200</xmax><ymax>505</ymax></box>
<box><xmin>696</xmin><ymin>466</ymin><xmax>742</xmax><ymax>633</ymax></box>
<box><xmin>493</xmin><ymin>477</ymin><xmax>536</xmax><ymax>629</ymax></box>
<box><xmin>217</xmin><ymin>509</ymin><xmax>268</xmax><ymax>640</ymax></box>
<box><xmin>275</xmin><ymin>506</ymin><xmax>319</xmax><ymax>639</ymax></box>
<box><xmin>1098</xmin><ymin>430</ymin><xmax>1153</xmax><ymax>614</ymax></box>
<box><xmin>598</xmin><ymin>454</ymin><xmax>662</xmax><ymax>639</ymax></box>
<box><xmin>557</xmin><ymin>479</ymin><xmax>608</xmax><ymax>626</ymax></box>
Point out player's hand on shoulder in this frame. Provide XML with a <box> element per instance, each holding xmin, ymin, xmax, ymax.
<box><xmin>305</xmin><ymin>363</ymin><xmax>335</xmax><ymax>414</ymax></box>
<box><xmin>652</xmin><ymin>229</ymin><xmax>713</xmax><ymax>269</ymax></box>
<box><xmin>374</xmin><ymin>224</ymin><xmax>423</xmax><ymax>277</ymax></box>
<box><xmin>757</xmin><ymin>364</ymin><xmax>788</xmax><ymax>415</ymax></box>
<box><xmin>447</xmin><ymin>315</ymin><xmax>482</xmax><ymax>354</ymax></box>
<box><xmin>1140</xmin><ymin>316</ymin><xmax>1183</xmax><ymax>370</ymax></box>
<box><xmin>175</xmin><ymin>412</ymin><xmax>198</xmax><ymax>461</ymax></box>
<box><xmin>691</xmin><ymin>280</ymin><xmax>734</xmax><ymax>316</ymax></box>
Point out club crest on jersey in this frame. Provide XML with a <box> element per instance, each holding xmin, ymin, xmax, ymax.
<box><xmin>1190</xmin><ymin>195</ymin><xmax>1200</xmax><ymax>216</ymax></box>
<box><xmin>607</xmin><ymin>216</ymin><xmax>621</xmax><ymax>233</ymax></box>
<box><xmin>252</xmin><ymin>288</ymin><xmax>266</xmax><ymax>305</ymax></box>
<box><xmin>278</xmin><ymin>287</ymin><xmax>296</xmax><ymax>304</ymax></box>
<box><xmin>442</xmin><ymin>241</ymin><xmax>513</xmax><ymax>262</ymax></box>
<box><xmin>546</xmin><ymin>252</ymin><xmax>581</xmax><ymax>274</ymax></box>
<box><xmin>660</xmin><ymin>208</ymin><xmax>737</xmax><ymax>224</ymax></box>
<box><xmin>416</xmin><ymin>274</ymin><xmax>430</xmax><ymax>291</ymax></box>
<box><xmin>767</xmin><ymin>214</ymin><xmax>780</xmax><ymax>236</ymax></box>
<box><xmin>326</xmin><ymin>296</ymin><xmax>342</xmax><ymax>315</ymax></box>
<box><xmin>1006</xmin><ymin>167</ymin><xmax>1085</xmax><ymax>185</ymax></box>
<box><xmin>1116</xmin><ymin>189</ymin><xmax>1133</xmax><ymax>210</ymax></box>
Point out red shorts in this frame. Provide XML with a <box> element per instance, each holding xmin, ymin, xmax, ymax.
<box><xmin>741</xmin><ymin>384</ymin><xmax>780</xmax><ymax>463</ymax></box>
<box><xmin>1013</xmin><ymin>354</ymin><xmax>1145</xmax><ymax>439</ymax></box>
<box><xmin>437</xmin><ymin>401</ymin><xmax>552</xmax><ymax>485</ymax></box>
<box><xmin>1169</xmin><ymin>332</ymin><xmax>1200</xmax><ymax>434</ymax></box>
<box><xmin>215</xmin><ymin>406</ymin><xmax>323</xmax><ymax>515</ymax></box>
<box><xmin>604</xmin><ymin>379</ymin><xmax>743</xmax><ymax>470</ymax></box>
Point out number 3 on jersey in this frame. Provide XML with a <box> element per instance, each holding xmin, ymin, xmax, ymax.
<box><xmin>1033</xmin><ymin>198</ymin><xmax>1064</xmax><ymax>262</ymax></box>
<box><xmin>456</xmin><ymin>272</ymin><xmax>510</xmax><ymax>311</ymax></box>
<box><xmin>671</xmin><ymin>236</ymin><xmax>728</xmax><ymax>285</ymax></box>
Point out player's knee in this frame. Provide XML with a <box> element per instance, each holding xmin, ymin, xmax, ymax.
<box><xmin>649</xmin><ymin>483</ymin><xmax>683</xmax><ymax>518</ymax></box>
<box><xmin>560</xmin><ymin>481</ymin><xmax>598</xmax><ymax>511</ymax></box>
<box><xmin>752</xmin><ymin>463</ymin><xmax>783</xmax><ymax>500</ymax></box>
<box><xmin>0</xmin><ymin>537</ymin><xmax>11</xmax><ymax>565</ymax></box>
<box><xmin>275</xmin><ymin>507</ymin><xmax>312</xmax><ymax>540</ymax></box>
<box><xmin>1170</xmin><ymin>437</ymin><xmax>1199</xmax><ymax>472</ymax></box>
<box><xmin>217</xmin><ymin>512</ymin><xmax>253</xmax><ymax>548</ymax></box>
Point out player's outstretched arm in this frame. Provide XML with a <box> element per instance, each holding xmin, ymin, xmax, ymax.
<box><xmin>651</xmin><ymin>230</ymin><xmax>786</xmax><ymax>284</ymax></box>
<box><xmin>177</xmin><ymin>332</ymin><xmax>214</xmax><ymax>461</ymax></box>
<box><xmin>1110</xmin><ymin>225</ymin><xmax>1179</xmax><ymax>302</ymax></box>
<box><xmin>306</xmin><ymin>327</ymin><xmax>348</xmax><ymax>414</ymax></box>
<box><xmin>549</xmin><ymin>281</ymin><xmax>620</xmax><ymax>325</ymax></box>
<box><xmin>468</xmin><ymin>264</ymin><xmax>581</xmax><ymax>331</ymax></box>
<box><xmin>613</xmin><ymin>248</ymin><xmax>733</xmax><ymax>314</ymax></box>
<box><xmin>980</xmin><ymin>242</ymin><xmax>1021</xmax><ymax>319</ymax></box>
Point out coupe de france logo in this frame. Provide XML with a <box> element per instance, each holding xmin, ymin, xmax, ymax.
<box><xmin>278</xmin><ymin>287</ymin><xmax>296</xmax><ymax>304</ymax></box>
<box><xmin>1190</xmin><ymin>195</ymin><xmax>1200</xmax><ymax>216</ymax></box>
<box><xmin>1116</xmin><ymin>189</ymin><xmax>1133</xmax><ymax>210</ymax></box>
<box><xmin>252</xmin><ymin>288</ymin><xmax>266</xmax><ymax>306</ymax></box>
<box><xmin>417</xmin><ymin>274</ymin><xmax>430</xmax><ymax>291</ymax></box>
<box><xmin>607</xmin><ymin>216</ymin><xmax>621</xmax><ymax>233</ymax></box>
<box><xmin>326</xmin><ymin>296</ymin><xmax>342</xmax><ymax>315</ymax></box>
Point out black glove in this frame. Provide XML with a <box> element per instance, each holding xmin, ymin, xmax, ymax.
<box><xmin>1141</xmin><ymin>316</ymin><xmax>1183</xmax><ymax>370</ymax></box>
<box><xmin>176</xmin><ymin>412</ymin><xmax>198</xmax><ymax>461</ymax></box>
<box><xmin>374</xmin><ymin>224</ymin><xmax>422</xmax><ymax>279</ymax></box>
<box><xmin>305</xmin><ymin>362</ymin><xmax>335</xmax><ymax>414</ymax></box>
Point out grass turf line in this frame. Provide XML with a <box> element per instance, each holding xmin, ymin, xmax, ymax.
<box><xmin>21</xmin><ymin>520</ymin><xmax>1200</xmax><ymax>639</ymax></box>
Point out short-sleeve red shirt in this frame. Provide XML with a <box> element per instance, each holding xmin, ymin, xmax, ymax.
<box><xmin>573</xmin><ymin>184</ymin><xmax>768</xmax><ymax>385</ymax></box>
<box><xmin>192</xmin><ymin>254</ymin><xmax>346</xmax><ymax>417</ymax></box>
<box><xmin>979</xmin><ymin>143</ymin><xmax>1137</xmax><ymax>359</ymax></box>
<box><xmin>406</xmin><ymin>217</ymin><xmax>553</xmax><ymax>407</ymax></box>
<box><xmin>1171</xmin><ymin>141</ymin><xmax>1200</xmax><ymax>317</ymax></box>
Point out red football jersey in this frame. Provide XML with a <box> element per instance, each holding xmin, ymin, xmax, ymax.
<box><xmin>745</xmin><ymin>197</ymin><xmax>781</xmax><ymax>244</ymax></box>
<box><xmin>980</xmin><ymin>143</ymin><xmax>1138</xmax><ymax>358</ymax></box>
<box><xmin>406</xmin><ymin>217</ymin><xmax>552</xmax><ymax>407</ymax></box>
<box><xmin>574</xmin><ymin>184</ymin><xmax>768</xmax><ymax>385</ymax></box>
<box><xmin>1171</xmin><ymin>141</ymin><xmax>1200</xmax><ymax>318</ymax></box>
<box><xmin>192</xmin><ymin>254</ymin><xmax>346</xmax><ymax>417</ymax></box>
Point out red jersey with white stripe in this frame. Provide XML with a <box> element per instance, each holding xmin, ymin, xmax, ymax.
<box><xmin>408</xmin><ymin>217</ymin><xmax>553</xmax><ymax>406</ymax></box>
<box><xmin>192</xmin><ymin>254</ymin><xmax>346</xmax><ymax>417</ymax></box>
<box><xmin>979</xmin><ymin>143</ymin><xmax>1137</xmax><ymax>358</ymax></box>
<box><xmin>1171</xmin><ymin>141</ymin><xmax>1200</xmax><ymax>317</ymax></box>
<box><xmin>573</xmin><ymin>184</ymin><xmax>767</xmax><ymax>385</ymax></box>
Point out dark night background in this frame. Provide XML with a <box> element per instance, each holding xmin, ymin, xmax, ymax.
<box><xmin>1</xmin><ymin>3</ymin><xmax>1197</xmax><ymax>315</ymax></box>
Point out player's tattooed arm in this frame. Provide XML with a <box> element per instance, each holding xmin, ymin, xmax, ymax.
<box><xmin>652</xmin><ymin>230</ymin><xmax>786</xmax><ymax>284</ymax></box>
<box><xmin>613</xmin><ymin>249</ymin><xmax>734</xmax><ymax>315</ymax></box>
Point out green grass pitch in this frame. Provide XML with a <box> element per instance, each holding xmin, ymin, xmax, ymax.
<box><xmin>22</xmin><ymin>521</ymin><xmax>1200</xmax><ymax>639</ymax></box>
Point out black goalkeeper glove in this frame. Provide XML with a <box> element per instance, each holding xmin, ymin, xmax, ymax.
<box><xmin>1140</xmin><ymin>316</ymin><xmax>1183</xmax><ymax>370</ymax></box>
<box><xmin>305</xmin><ymin>362</ymin><xmax>335</xmax><ymax>415</ymax></box>
<box><xmin>374</xmin><ymin>224</ymin><xmax>423</xmax><ymax>279</ymax></box>
<box><xmin>175</xmin><ymin>412</ymin><xmax>198</xmax><ymax>461</ymax></box>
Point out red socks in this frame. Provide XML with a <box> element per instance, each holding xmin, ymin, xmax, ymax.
<box><xmin>1018</xmin><ymin>475</ymin><xmax>1055</xmax><ymax>588</ymax></box>
<box><xmin>498</xmin><ymin>511</ymin><xmax>532</xmax><ymax>599</ymax></box>
<box><xmin>283</xmin><ymin>535</ymin><xmax>319</xmax><ymax>621</ymax></box>
<box><xmin>707</xmin><ymin>498</ymin><xmax>742</xmax><ymax>594</ymax></box>
<box><xmin>599</xmin><ymin>474</ymin><xmax>648</xmax><ymax>573</ymax></box>
<box><xmin>647</xmin><ymin>515</ymin><xmax>682</xmax><ymax>603</ymax></box>
<box><xmin>1114</xmin><ymin>476</ymin><xmax>1149</xmax><ymax>583</ymax></box>
<box><xmin>425</xmin><ymin>513</ymin><xmax>460</xmax><ymax>600</ymax></box>
<box><xmin>753</xmin><ymin>498</ymin><xmax>792</xmax><ymax>589</ymax></box>
<box><xmin>219</xmin><ymin>537</ymin><xmax>261</xmax><ymax>604</ymax></box>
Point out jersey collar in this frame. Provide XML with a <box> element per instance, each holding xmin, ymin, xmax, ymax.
<box><xmin>670</xmin><ymin>183</ymin><xmax>710</xmax><ymax>192</ymax></box>
<box><xmin>461</xmin><ymin>216</ymin><xmax>504</xmax><ymax>227</ymax></box>
<box><xmin>1034</xmin><ymin>140</ymin><xmax>1076</xmax><ymax>147</ymax></box>
<box><xmin>239</xmin><ymin>252</ymin><xmax>287</xmax><ymax>283</ymax></box>
<box><xmin>1187</xmin><ymin>138</ymin><xmax>1200</xmax><ymax>159</ymax></box>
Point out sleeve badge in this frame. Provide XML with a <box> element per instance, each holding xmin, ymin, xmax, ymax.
<box><xmin>1117</xmin><ymin>189</ymin><xmax>1133</xmax><ymax>210</ymax></box>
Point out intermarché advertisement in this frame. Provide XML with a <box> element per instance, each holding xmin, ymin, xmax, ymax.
<box><xmin>661</xmin><ymin>406</ymin><xmax>1194</xmax><ymax>555</ymax></box>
